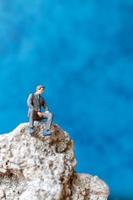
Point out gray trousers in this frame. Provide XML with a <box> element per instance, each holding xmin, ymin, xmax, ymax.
<box><xmin>29</xmin><ymin>110</ymin><xmax>53</xmax><ymax>130</ymax></box>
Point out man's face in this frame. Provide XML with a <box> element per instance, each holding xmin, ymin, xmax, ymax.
<box><xmin>38</xmin><ymin>87</ymin><xmax>45</xmax><ymax>94</ymax></box>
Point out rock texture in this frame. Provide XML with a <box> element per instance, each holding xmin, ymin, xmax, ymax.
<box><xmin>0</xmin><ymin>123</ymin><xmax>109</xmax><ymax>200</ymax></box>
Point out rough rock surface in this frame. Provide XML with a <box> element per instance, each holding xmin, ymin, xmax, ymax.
<box><xmin>0</xmin><ymin>123</ymin><xmax>109</xmax><ymax>200</ymax></box>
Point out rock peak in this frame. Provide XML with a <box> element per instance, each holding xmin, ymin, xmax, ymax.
<box><xmin>0</xmin><ymin>123</ymin><xmax>109</xmax><ymax>200</ymax></box>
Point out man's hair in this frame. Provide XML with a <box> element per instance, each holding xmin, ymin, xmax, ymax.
<box><xmin>36</xmin><ymin>85</ymin><xmax>45</xmax><ymax>91</ymax></box>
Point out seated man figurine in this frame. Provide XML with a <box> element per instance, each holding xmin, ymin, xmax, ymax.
<box><xmin>27</xmin><ymin>85</ymin><xmax>53</xmax><ymax>136</ymax></box>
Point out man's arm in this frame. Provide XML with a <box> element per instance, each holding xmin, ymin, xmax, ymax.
<box><xmin>27</xmin><ymin>94</ymin><xmax>34</xmax><ymax>110</ymax></box>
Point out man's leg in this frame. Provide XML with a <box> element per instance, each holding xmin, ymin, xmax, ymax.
<box><xmin>29</xmin><ymin>110</ymin><xmax>35</xmax><ymax>128</ymax></box>
<box><xmin>42</xmin><ymin>111</ymin><xmax>53</xmax><ymax>136</ymax></box>
<box><xmin>43</xmin><ymin>111</ymin><xmax>53</xmax><ymax>130</ymax></box>
<box><xmin>29</xmin><ymin>110</ymin><xmax>35</xmax><ymax>134</ymax></box>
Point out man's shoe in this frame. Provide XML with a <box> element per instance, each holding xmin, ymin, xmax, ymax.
<box><xmin>43</xmin><ymin>129</ymin><xmax>52</xmax><ymax>136</ymax></box>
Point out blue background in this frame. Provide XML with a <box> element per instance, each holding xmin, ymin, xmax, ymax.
<box><xmin>0</xmin><ymin>0</ymin><xmax>133</xmax><ymax>199</ymax></box>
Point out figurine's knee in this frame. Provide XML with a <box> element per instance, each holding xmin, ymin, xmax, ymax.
<box><xmin>49</xmin><ymin>112</ymin><xmax>53</xmax><ymax>120</ymax></box>
<box><xmin>49</xmin><ymin>112</ymin><xmax>52</xmax><ymax>117</ymax></box>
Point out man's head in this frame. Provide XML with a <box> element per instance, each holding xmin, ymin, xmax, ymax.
<box><xmin>36</xmin><ymin>85</ymin><xmax>45</xmax><ymax>94</ymax></box>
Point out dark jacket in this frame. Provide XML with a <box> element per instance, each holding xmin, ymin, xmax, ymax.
<box><xmin>27</xmin><ymin>93</ymin><xmax>47</xmax><ymax>117</ymax></box>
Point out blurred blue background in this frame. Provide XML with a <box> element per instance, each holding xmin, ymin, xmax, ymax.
<box><xmin>0</xmin><ymin>0</ymin><xmax>133</xmax><ymax>199</ymax></box>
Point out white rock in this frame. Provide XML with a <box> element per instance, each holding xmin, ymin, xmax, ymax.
<box><xmin>0</xmin><ymin>123</ymin><xmax>109</xmax><ymax>200</ymax></box>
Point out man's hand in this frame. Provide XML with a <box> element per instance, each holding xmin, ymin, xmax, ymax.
<box><xmin>37</xmin><ymin>112</ymin><xmax>43</xmax><ymax>117</ymax></box>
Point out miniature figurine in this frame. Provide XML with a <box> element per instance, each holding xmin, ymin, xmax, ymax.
<box><xmin>27</xmin><ymin>85</ymin><xmax>53</xmax><ymax>136</ymax></box>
